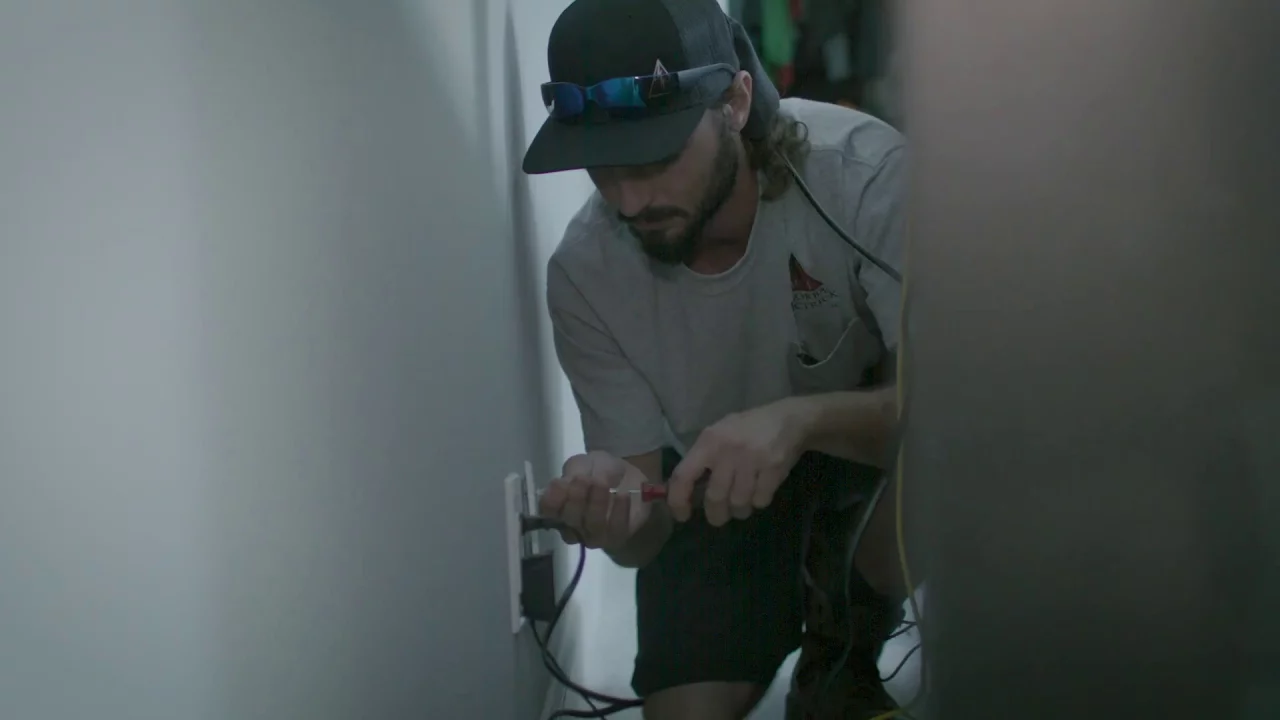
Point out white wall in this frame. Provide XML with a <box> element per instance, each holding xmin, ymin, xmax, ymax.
<box><xmin>393</xmin><ymin>0</ymin><xmax>612</xmax><ymax>709</ymax></box>
<box><xmin>504</xmin><ymin>0</ymin><xmax>597</xmax><ymax>464</ymax></box>
<box><xmin>0</xmin><ymin>1</ymin><xmax>575</xmax><ymax>718</ymax></box>
<box><xmin>415</xmin><ymin>0</ymin><xmax>644</xmax><ymax>702</ymax></box>
<box><xmin>500</xmin><ymin>0</ymin><xmax>614</xmax><ymax>701</ymax></box>
<box><xmin>504</xmin><ymin>0</ymin><xmax>729</xmax><ymax>699</ymax></box>
<box><xmin>409</xmin><ymin>0</ymin><xmax>595</xmax><ymax>462</ymax></box>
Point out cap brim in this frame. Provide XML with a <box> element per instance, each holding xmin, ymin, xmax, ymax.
<box><xmin>521</xmin><ymin>105</ymin><xmax>706</xmax><ymax>175</ymax></box>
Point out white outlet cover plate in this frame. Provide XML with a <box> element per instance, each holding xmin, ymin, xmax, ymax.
<box><xmin>523</xmin><ymin>461</ymin><xmax>538</xmax><ymax>554</ymax></box>
<box><xmin>504</xmin><ymin>472</ymin><xmax>525</xmax><ymax>634</ymax></box>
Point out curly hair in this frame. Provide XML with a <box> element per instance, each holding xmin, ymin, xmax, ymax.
<box><xmin>744</xmin><ymin>113</ymin><xmax>811</xmax><ymax>201</ymax></box>
<box><xmin>714</xmin><ymin>94</ymin><xmax>811</xmax><ymax>202</ymax></box>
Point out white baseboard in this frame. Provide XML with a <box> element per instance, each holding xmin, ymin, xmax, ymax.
<box><xmin>540</xmin><ymin>678</ymin><xmax>568</xmax><ymax>719</ymax></box>
<box><xmin>539</xmin><ymin>655</ymin><xmax>568</xmax><ymax>719</ymax></box>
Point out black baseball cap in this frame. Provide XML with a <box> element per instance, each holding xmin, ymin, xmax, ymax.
<box><xmin>521</xmin><ymin>0</ymin><xmax>741</xmax><ymax>175</ymax></box>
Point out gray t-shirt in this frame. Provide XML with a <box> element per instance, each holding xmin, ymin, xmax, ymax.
<box><xmin>547</xmin><ymin>98</ymin><xmax>906</xmax><ymax>458</ymax></box>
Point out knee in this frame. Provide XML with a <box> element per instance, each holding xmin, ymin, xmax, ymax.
<box><xmin>642</xmin><ymin>681</ymin><xmax>766</xmax><ymax>720</ymax></box>
<box><xmin>854</xmin><ymin>479</ymin><xmax>909</xmax><ymax>599</ymax></box>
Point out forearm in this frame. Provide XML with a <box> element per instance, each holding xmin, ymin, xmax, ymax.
<box><xmin>605</xmin><ymin>503</ymin><xmax>674</xmax><ymax>568</ymax></box>
<box><xmin>791</xmin><ymin>386</ymin><xmax>898</xmax><ymax>468</ymax></box>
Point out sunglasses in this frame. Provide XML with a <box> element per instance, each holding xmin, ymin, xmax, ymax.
<box><xmin>541</xmin><ymin>63</ymin><xmax>734</xmax><ymax>119</ymax></box>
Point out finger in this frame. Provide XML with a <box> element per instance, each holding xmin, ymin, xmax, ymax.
<box><xmin>729</xmin><ymin>469</ymin><xmax>756</xmax><ymax>520</ymax></box>
<box><xmin>539</xmin><ymin>479</ymin><xmax>569</xmax><ymax>517</ymax></box>
<box><xmin>604</xmin><ymin>491</ymin><xmax>632</xmax><ymax>549</ymax></box>
<box><xmin>560</xmin><ymin>477</ymin><xmax>590</xmax><ymax>538</ymax></box>
<box><xmin>539</xmin><ymin>480</ymin><xmax>576</xmax><ymax>544</ymax></box>
<box><xmin>751</xmin><ymin>468</ymin><xmax>783</xmax><ymax>510</ymax></box>
<box><xmin>562</xmin><ymin>454</ymin><xmax>593</xmax><ymax>478</ymax></box>
<box><xmin>668</xmin><ymin>446</ymin><xmax>712</xmax><ymax>522</ymax></box>
<box><xmin>582</xmin><ymin>481</ymin><xmax>611</xmax><ymax>545</ymax></box>
<box><xmin>702</xmin><ymin>462</ymin><xmax>735</xmax><ymax>528</ymax></box>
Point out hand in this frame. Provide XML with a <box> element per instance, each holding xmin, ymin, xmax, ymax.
<box><xmin>668</xmin><ymin>398</ymin><xmax>810</xmax><ymax>526</ymax></box>
<box><xmin>538</xmin><ymin>451</ymin><xmax>650</xmax><ymax>551</ymax></box>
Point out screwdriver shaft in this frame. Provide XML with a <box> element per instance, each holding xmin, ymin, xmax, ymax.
<box><xmin>537</xmin><ymin>479</ymin><xmax>707</xmax><ymax>506</ymax></box>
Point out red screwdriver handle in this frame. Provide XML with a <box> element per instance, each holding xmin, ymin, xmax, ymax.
<box><xmin>638</xmin><ymin>476</ymin><xmax>709</xmax><ymax>506</ymax></box>
<box><xmin>639</xmin><ymin>483</ymin><xmax>667</xmax><ymax>503</ymax></box>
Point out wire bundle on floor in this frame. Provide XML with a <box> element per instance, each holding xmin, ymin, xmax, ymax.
<box><xmin>524</xmin><ymin>520</ymin><xmax>643</xmax><ymax>719</ymax></box>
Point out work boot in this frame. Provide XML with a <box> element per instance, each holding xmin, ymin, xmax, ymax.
<box><xmin>785</xmin><ymin>494</ymin><xmax>906</xmax><ymax>720</ymax></box>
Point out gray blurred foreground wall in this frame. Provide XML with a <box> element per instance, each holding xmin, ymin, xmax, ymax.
<box><xmin>905</xmin><ymin>1</ymin><xmax>1280</xmax><ymax>718</ymax></box>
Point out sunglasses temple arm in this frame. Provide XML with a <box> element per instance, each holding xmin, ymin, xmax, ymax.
<box><xmin>675</xmin><ymin>63</ymin><xmax>736</xmax><ymax>88</ymax></box>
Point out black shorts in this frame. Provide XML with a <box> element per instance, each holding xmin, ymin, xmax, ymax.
<box><xmin>631</xmin><ymin>449</ymin><xmax>884</xmax><ymax>697</ymax></box>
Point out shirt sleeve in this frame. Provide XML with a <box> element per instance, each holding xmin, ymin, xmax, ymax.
<box><xmin>546</xmin><ymin>256</ymin><xmax>666</xmax><ymax>458</ymax></box>
<box><xmin>850</xmin><ymin>145</ymin><xmax>907</xmax><ymax>352</ymax></box>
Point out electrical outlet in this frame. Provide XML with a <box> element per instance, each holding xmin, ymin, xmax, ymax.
<box><xmin>503</xmin><ymin>471</ymin><xmax>525</xmax><ymax>634</ymax></box>
<box><xmin>523</xmin><ymin>461</ymin><xmax>539</xmax><ymax>555</ymax></box>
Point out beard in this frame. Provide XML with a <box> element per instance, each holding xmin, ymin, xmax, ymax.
<box><xmin>628</xmin><ymin>120</ymin><xmax>740</xmax><ymax>266</ymax></box>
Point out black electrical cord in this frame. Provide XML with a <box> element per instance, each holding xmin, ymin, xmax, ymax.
<box><xmin>540</xmin><ymin>548</ymin><xmax>639</xmax><ymax>718</ymax></box>
<box><xmin>880</xmin><ymin>642</ymin><xmax>921</xmax><ymax>684</ymax></box>
<box><xmin>881</xmin><ymin>621</ymin><xmax>921</xmax><ymax>685</ymax></box>
<box><xmin>887</xmin><ymin>621</ymin><xmax>917</xmax><ymax>640</ymax></box>
<box><xmin>781</xmin><ymin>154</ymin><xmax>904</xmax><ymax>285</ymax></box>
<box><xmin>521</xmin><ymin>517</ymin><xmax>644</xmax><ymax>718</ymax></box>
<box><xmin>537</xmin><ymin>558</ymin><xmax>638</xmax><ymax>716</ymax></box>
<box><xmin>533</xmin><ymin>538</ymin><xmax>604</xmax><ymax>716</ymax></box>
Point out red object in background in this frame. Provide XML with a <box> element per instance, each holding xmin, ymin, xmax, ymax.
<box><xmin>777</xmin><ymin>64</ymin><xmax>795</xmax><ymax>95</ymax></box>
<box><xmin>787</xmin><ymin>0</ymin><xmax>803</xmax><ymax>96</ymax></box>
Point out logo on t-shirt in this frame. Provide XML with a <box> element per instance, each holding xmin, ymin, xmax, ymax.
<box><xmin>789</xmin><ymin>255</ymin><xmax>837</xmax><ymax>311</ymax></box>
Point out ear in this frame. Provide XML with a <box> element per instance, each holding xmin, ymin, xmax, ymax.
<box><xmin>725</xmin><ymin>70</ymin><xmax>753</xmax><ymax>133</ymax></box>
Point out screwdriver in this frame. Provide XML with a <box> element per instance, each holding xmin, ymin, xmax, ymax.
<box><xmin>610</xmin><ymin>480</ymin><xmax>704</xmax><ymax>505</ymax></box>
<box><xmin>541</xmin><ymin>475</ymin><xmax>709</xmax><ymax>506</ymax></box>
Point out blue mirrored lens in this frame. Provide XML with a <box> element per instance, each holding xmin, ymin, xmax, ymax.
<box><xmin>543</xmin><ymin>84</ymin><xmax>586</xmax><ymax>118</ymax></box>
<box><xmin>587</xmin><ymin>78</ymin><xmax>645</xmax><ymax>109</ymax></box>
<box><xmin>542</xmin><ymin>77</ymin><xmax>647</xmax><ymax>118</ymax></box>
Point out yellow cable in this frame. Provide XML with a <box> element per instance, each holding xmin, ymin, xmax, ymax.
<box><xmin>866</xmin><ymin>448</ymin><xmax>917</xmax><ymax>720</ymax></box>
<box><xmin>868</xmin><ymin>228</ymin><xmax>921</xmax><ymax>720</ymax></box>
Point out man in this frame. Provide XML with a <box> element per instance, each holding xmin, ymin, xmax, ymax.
<box><xmin>524</xmin><ymin>1</ymin><xmax>908</xmax><ymax>718</ymax></box>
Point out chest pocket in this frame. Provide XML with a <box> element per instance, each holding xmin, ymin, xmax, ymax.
<box><xmin>787</xmin><ymin>257</ymin><xmax>887</xmax><ymax>396</ymax></box>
